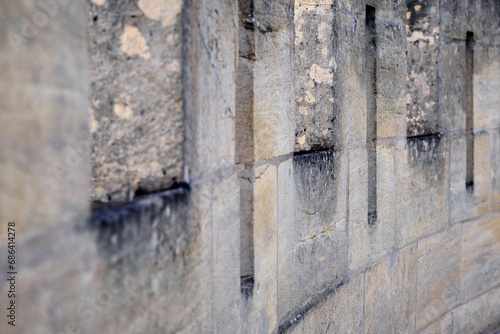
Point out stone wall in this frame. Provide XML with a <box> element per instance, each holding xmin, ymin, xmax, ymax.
<box><xmin>0</xmin><ymin>0</ymin><xmax>500</xmax><ymax>333</ymax></box>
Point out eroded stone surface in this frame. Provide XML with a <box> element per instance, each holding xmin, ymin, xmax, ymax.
<box><xmin>88</xmin><ymin>0</ymin><xmax>183</xmax><ymax>201</ymax></box>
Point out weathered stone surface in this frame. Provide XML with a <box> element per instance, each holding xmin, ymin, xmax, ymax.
<box><xmin>88</xmin><ymin>0</ymin><xmax>184</xmax><ymax>202</ymax></box>
<box><xmin>364</xmin><ymin>245</ymin><xmax>417</xmax><ymax>334</ymax></box>
<box><xmin>395</xmin><ymin>135</ymin><xmax>449</xmax><ymax>246</ymax></box>
<box><xmin>406</xmin><ymin>0</ymin><xmax>440</xmax><ymax>137</ymax></box>
<box><xmin>462</xmin><ymin>214</ymin><xmax>500</xmax><ymax>301</ymax></box>
<box><xmin>453</xmin><ymin>285</ymin><xmax>500</xmax><ymax>334</ymax></box>
<box><xmin>278</xmin><ymin>151</ymin><xmax>348</xmax><ymax>322</ymax></box>
<box><xmin>284</xmin><ymin>274</ymin><xmax>364</xmax><ymax>334</ymax></box>
<box><xmin>251</xmin><ymin>164</ymin><xmax>278</xmax><ymax>333</ymax></box>
<box><xmin>439</xmin><ymin>41</ymin><xmax>467</xmax><ymax>133</ymax></box>
<box><xmin>253</xmin><ymin>0</ymin><xmax>295</xmax><ymax>161</ymax></box>
<box><xmin>334</xmin><ymin>10</ymin><xmax>367</xmax><ymax>146</ymax></box>
<box><xmin>295</xmin><ymin>4</ymin><xmax>335</xmax><ymax>151</ymax></box>
<box><xmin>491</xmin><ymin>129</ymin><xmax>500</xmax><ymax>209</ymax></box>
<box><xmin>375</xmin><ymin>23</ymin><xmax>407</xmax><ymax>139</ymax></box>
<box><xmin>450</xmin><ymin>133</ymin><xmax>491</xmax><ymax>223</ymax></box>
<box><xmin>349</xmin><ymin>144</ymin><xmax>395</xmax><ymax>269</ymax></box>
<box><xmin>416</xmin><ymin>225</ymin><xmax>462</xmax><ymax>330</ymax></box>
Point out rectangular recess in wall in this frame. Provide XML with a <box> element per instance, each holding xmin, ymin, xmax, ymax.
<box><xmin>366</xmin><ymin>5</ymin><xmax>378</xmax><ymax>224</ymax></box>
<box><xmin>466</xmin><ymin>31</ymin><xmax>474</xmax><ymax>189</ymax></box>
<box><xmin>237</xmin><ymin>0</ymin><xmax>255</xmax><ymax>297</ymax></box>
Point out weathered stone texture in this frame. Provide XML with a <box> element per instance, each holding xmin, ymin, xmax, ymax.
<box><xmin>349</xmin><ymin>144</ymin><xmax>395</xmax><ymax>270</ymax></box>
<box><xmin>450</xmin><ymin>133</ymin><xmax>491</xmax><ymax>223</ymax></box>
<box><xmin>284</xmin><ymin>274</ymin><xmax>364</xmax><ymax>334</ymax></box>
<box><xmin>295</xmin><ymin>5</ymin><xmax>335</xmax><ymax>151</ymax></box>
<box><xmin>364</xmin><ymin>245</ymin><xmax>417</xmax><ymax>334</ymax></box>
<box><xmin>278</xmin><ymin>151</ymin><xmax>348</xmax><ymax>322</ymax></box>
<box><xmin>416</xmin><ymin>225</ymin><xmax>462</xmax><ymax>330</ymax></box>
<box><xmin>252</xmin><ymin>0</ymin><xmax>295</xmax><ymax>161</ymax></box>
<box><xmin>395</xmin><ymin>135</ymin><xmax>449</xmax><ymax>246</ymax></box>
<box><xmin>406</xmin><ymin>0</ymin><xmax>440</xmax><ymax>137</ymax></box>
<box><xmin>88</xmin><ymin>0</ymin><xmax>184</xmax><ymax>202</ymax></box>
<box><xmin>462</xmin><ymin>215</ymin><xmax>500</xmax><ymax>301</ymax></box>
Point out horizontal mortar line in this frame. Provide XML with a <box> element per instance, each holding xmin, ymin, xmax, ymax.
<box><xmin>416</xmin><ymin>280</ymin><xmax>500</xmax><ymax>334</ymax></box>
<box><xmin>293</xmin><ymin>147</ymin><xmax>336</xmax><ymax>157</ymax></box>
<box><xmin>277</xmin><ymin>278</ymin><xmax>348</xmax><ymax>333</ymax></box>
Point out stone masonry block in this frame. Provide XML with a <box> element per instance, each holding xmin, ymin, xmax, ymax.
<box><xmin>89</xmin><ymin>0</ymin><xmax>184</xmax><ymax>201</ymax></box>
<box><xmin>364</xmin><ymin>245</ymin><xmax>417</xmax><ymax>334</ymax></box>
<box><xmin>416</xmin><ymin>225</ymin><xmax>462</xmax><ymax>330</ymax></box>
<box><xmin>253</xmin><ymin>164</ymin><xmax>278</xmax><ymax>333</ymax></box>
<box><xmin>376</xmin><ymin>23</ymin><xmax>407</xmax><ymax>139</ymax></box>
<box><xmin>253</xmin><ymin>0</ymin><xmax>295</xmax><ymax>161</ymax></box>
<box><xmin>284</xmin><ymin>274</ymin><xmax>364</xmax><ymax>334</ymax></box>
<box><xmin>349</xmin><ymin>144</ymin><xmax>395</xmax><ymax>270</ymax></box>
<box><xmin>395</xmin><ymin>135</ymin><xmax>449</xmax><ymax>246</ymax></box>
<box><xmin>334</xmin><ymin>10</ymin><xmax>367</xmax><ymax>146</ymax></box>
<box><xmin>450</xmin><ymin>133</ymin><xmax>491</xmax><ymax>223</ymax></box>
<box><xmin>278</xmin><ymin>151</ymin><xmax>348</xmax><ymax>322</ymax></box>
<box><xmin>462</xmin><ymin>214</ymin><xmax>500</xmax><ymax>301</ymax></box>
<box><xmin>295</xmin><ymin>5</ymin><xmax>335</xmax><ymax>151</ymax></box>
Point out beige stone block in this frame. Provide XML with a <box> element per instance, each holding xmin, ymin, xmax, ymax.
<box><xmin>395</xmin><ymin>136</ymin><xmax>449</xmax><ymax>246</ymax></box>
<box><xmin>474</xmin><ymin>46</ymin><xmax>500</xmax><ymax>131</ymax></box>
<box><xmin>253</xmin><ymin>164</ymin><xmax>278</xmax><ymax>333</ymax></box>
<box><xmin>212</xmin><ymin>175</ymin><xmax>241</xmax><ymax>333</ymax></box>
<box><xmin>253</xmin><ymin>2</ymin><xmax>295</xmax><ymax>161</ymax></box>
<box><xmin>295</xmin><ymin>5</ymin><xmax>335</xmax><ymax>151</ymax></box>
<box><xmin>462</xmin><ymin>214</ymin><xmax>500</xmax><ymax>301</ymax></box>
<box><xmin>376</xmin><ymin>24</ymin><xmax>407</xmax><ymax>139</ymax></box>
<box><xmin>285</xmin><ymin>274</ymin><xmax>364</xmax><ymax>334</ymax></box>
<box><xmin>416</xmin><ymin>225</ymin><xmax>462</xmax><ymax>330</ymax></box>
<box><xmin>450</xmin><ymin>133</ymin><xmax>491</xmax><ymax>223</ymax></box>
<box><xmin>454</xmin><ymin>285</ymin><xmax>500</xmax><ymax>334</ymax></box>
<box><xmin>278</xmin><ymin>151</ymin><xmax>348</xmax><ymax>321</ymax></box>
<box><xmin>335</xmin><ymin>10</ymin><xmax>367</xmax><ymax>146</ymax></box>
<box><xmin>364</xmin><ymin>245</ymin><xmax>417</xmax><ymax>334</ymax></box>
<box><xmin>349</xmin><ymin>144</ymin><xmax>395</xmax><ymax>270</ymax></box>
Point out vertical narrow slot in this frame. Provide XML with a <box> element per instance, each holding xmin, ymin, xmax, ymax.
<box><xmin>366</xmin><ymin>5</ymin><xmax>377</xmax><ymax>224</ymax></box>
<box><xmin>466</xmin><ymin>31</ymin><xmax>474</xmax><ymax>189</ymax></box>
<box><xmin>237</xmin><ymin>0</ymin><xmax>255</xmax><ymax>296</ymax></box>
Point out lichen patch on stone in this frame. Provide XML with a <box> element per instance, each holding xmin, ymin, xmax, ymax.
<box><xmin>120</xmin><ymin>26</ymin><xmax>151</xmax><ymax>60</ymax></box>
<box><xmin>113</xmin><ymin>93</ymin><xmax>134</xmax><ymax>119</ymax></box>
<box><xmin>138</xmin><ymin>0</ymin><xmax>182</xmax><ymax>27</ymax></box>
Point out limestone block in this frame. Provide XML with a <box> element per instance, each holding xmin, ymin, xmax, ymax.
<box><xmin>88</xmin><ymin>0</ymin><xmax>184</xmax><ymax>201</ymax></box>
<box><xmin>278</xmin><ymin>151</ymin><xmax>348</xmax><ymax>322</ymax></box>
<box><xmin>212</xmin><ymin>175</ymin><xmax>241</xmax><ymax>333</ymax></box>
<box><xmin>253</xmin><ymin>0</ymin><xmax>295</xmax><ymax>161</ymax></box>
<box><xmin>439</xmin><ymin>41</ymin><xmax>467</xmax><ymax>133</ymax></box>
<box><xmin>253</xmin><ymin>164</ymin><xmax>278</xmax><ymax>333</ymax></box>
<box><xmin>334</xmin><ymin>10</ymin><xmax>367</xmax><ymax>146</ymax></box>
<box><xmin>376</xmin><ymin>23</ymin><xmax>407</xmax><ymax>138</ymax></box>
<box><xmin>450</xmin><ymin>133</ymin><xmax>490</xmax><ymax>223</ymax></box>
<box><xmin>395</xmin><ymin>135</ymin><xmax>449</xmax><ymax>246</ymax></box>
<box><xmin>416</xmin><ymin>225</ymin><xmax>462</xmax><ymax>330</ymax></box>
<box><xmin>284</xmin><ymin>274</ymin><xmax>364</xmax><ymax>334</ymax></box>
<box><xmin>349</xmin><ymin>144</ymin><xmax>395</xmax><ymax>269</ymax></box>
<box><xmin>491</xmin><ymin>129</ymin><xmax>500</xmax><ymax>209</ymax></box>
<box><xmin>453</xmin><ymin>285</ymin><xmax>500</xmax><ymax>334</ymax></box>
<box><xmin>474</xmin><ymin>45</ymin><xmax>500</xmax><ymax>131</ymax></box>
<box><xmin>462</xmin><ymin>214</ymin><xmax>500</xmax><ymax>301</ymax></box>
<box><xmin>364</xmin><ymin>245</ymin><xmax>417</xmax><ymax>334</ymax></box>
<box><xmin>295</xmin><ymin>5</ymin><xmax>335</xmax><ymax>151</ymax></box>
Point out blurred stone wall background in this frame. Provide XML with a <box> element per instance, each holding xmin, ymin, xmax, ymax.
<box><xmin>0</xmin><ymin>0</ymin><xmax>500</xmax><ymax>333</ymax></box>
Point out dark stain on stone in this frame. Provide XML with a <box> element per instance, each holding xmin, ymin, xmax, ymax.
<box><xmin>89</xmin><ymin>185</ymin><xmax>192</xmax><ymax>272</ymax></box>
<box><xmin>406</xmin><ymin>133</ymin><xmax>445</xmax><ymax>182</ymax></box>
<box><xmin>293</xmin><ymin>150</ymin><xmax>338</xmax><ymax>226</ymax></box>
